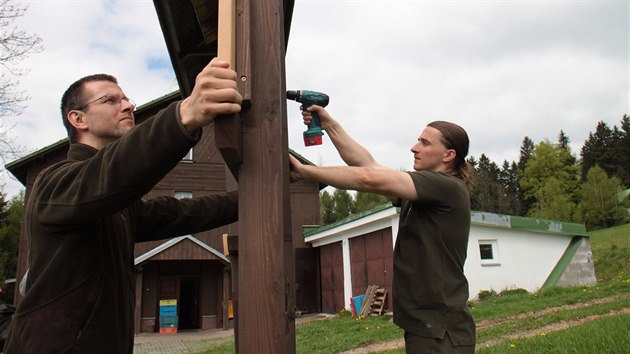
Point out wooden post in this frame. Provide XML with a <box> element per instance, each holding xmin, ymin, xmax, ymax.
<box><xmin>235</xmin><ymin>0</ymin><xmax>296</xmax><ymax>352</ymax></box>
<box><xmin>134</xmin><ymin>267</ymin><xmax>143</xmax><ymax>334</ymax></box>
<box><xmin>216</xmin><ymin>0</ymin><xmax>296</xmax><ymax>352</ymax></box>
<box><xmin>223</xmin><ymin>234</ymin><xmax>240</xmax><ymax>352</ymax></box>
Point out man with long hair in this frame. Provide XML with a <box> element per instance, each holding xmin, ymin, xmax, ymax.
<box><xmin>289</xmin><ymin>106</ymin><xmax>476</xmax><ymax>353</ymax></box>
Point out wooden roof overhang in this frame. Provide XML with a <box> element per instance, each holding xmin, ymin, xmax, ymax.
<box><xmin>152</xmin><ymin>0</ymin><xmax>295</xmax><ymax>98</ymax></box>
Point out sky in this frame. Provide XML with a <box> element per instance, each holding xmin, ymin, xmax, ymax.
<box><xmin>2</xmin><ymin>0</ymin><xmax>628</xmax><ymax>197</ymax></box>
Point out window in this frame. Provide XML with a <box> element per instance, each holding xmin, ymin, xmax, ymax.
<box><xmin>479</xmin><ymin>244</ymin><xmax>493</xmax><ymax>259</ymax></box>
<box><xmin>175</xmin><ymin>191</ymin><xmax>193</xmax><ymax>199</ymax></box>
<box><xmin>479</xmin><ymin>240</ymin><xmax>500</xmax><ymax>266</ymax></box>
<box><xmin>182</xmin><ymin>148</ymin><xmax>193</xmax><ymax>161</ymax></box>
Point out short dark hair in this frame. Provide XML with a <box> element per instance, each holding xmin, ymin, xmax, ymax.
<box><xmin>428</xmin><ymin>120</ymin><xmax>474</xmax><ymax>187</ymax></box>
<box><xmin>60</xmin><ymin>74</ymin><xmax>118</xmax><ymax>142</ymax></box>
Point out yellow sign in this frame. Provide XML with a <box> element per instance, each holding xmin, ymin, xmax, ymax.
<box><xmin>160</xmin><ymin>299</ymin><xmax>177</xmax><ymax>306</ymax></box>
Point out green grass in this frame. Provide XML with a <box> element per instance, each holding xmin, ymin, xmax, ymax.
<box><xmin>589</xmin><ymin>222</ymin><xmax>630</xmax><ymax>281</ymax></box>
<box><xmin>476</xmin><ymin>314</ymin><xmax>630</xmax><ymax>354</ymax></box>
<box><xmin>476</xmin><ymin>286</ymin><xmax>630</xmax><ymax>343</ymax></box>
<box><xmin>296</xmin><ymin>312</ymin><xmax>402</xmax><ymax>354</ymax></box>
<box><xmin>195</xmin><ymin>223</ymin><xmax>630</xmax><ymax>353</ymax></box>
<box><xmin>197</xmin><ymin>313</ymin><xmax>403</xmax><ymax>354</ymax></box>
<box><xmin>471</xmin><ymin>276</ymin><xmax>630</xmax><ymax>322</ymax></box>
<box><xmin>589</xmin><ymin>222</ymin><xmax>630</xmax><ymax>253</ymax></box>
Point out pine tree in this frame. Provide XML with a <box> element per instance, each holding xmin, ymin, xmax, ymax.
<box><xmin>319</xmin><ymin>190</ymin><xmax>335</xmax><ymax>225</ymax></box>
<box><xmin>0</xmin><ymin>191</ymin><xmax>23</xmax><ymax>304</ymax></box>
<box><xmin>558</xmin><ymin>130</ymin><xmax>577</xmax><ymax>166</ymax></box>
<box><xmin>498</xmin><ymin>160</ymin><xmax>520</xmax><ymax>215</ymax></box>
<box><xmin>580</xmin><ymin>121</ymin><xmax>617</xmax><ymax>180</ymax></box>
<box><xmin>332</xmin><ymin>189</ymin><xmax>353</xmax><ymax>221</ymax></box>
<box><xmin>352</xmin><ymin>191</ymin><xmax>388</xmax><ymax>214</ymax></box>
<box><xmin>471</xmin><ymin>154</ymin><xmax>502</xmax><ymax>213</ymax></box>
<box><xmin>615</xmin><ymin>115</ymin><xmax>630</xmax><ymax>187</ymax></box>
<box><xmin>517</xmin><ymin>137</ymin><xmax>535</xmax><ymax>215</ymax></box>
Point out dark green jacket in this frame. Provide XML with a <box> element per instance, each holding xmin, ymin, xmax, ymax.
<box><xmin>393</xmin><ymin>171</ymin><xmax>475</xmax><ymax>346</ymax></box>
<box><xmin>4</xmin><ymin>102</ymin><xmax>238</xmax><ymax>354</ymax></box>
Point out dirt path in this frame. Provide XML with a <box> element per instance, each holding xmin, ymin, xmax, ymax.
<box><xmin>340</xmin><ymin>294</ymin><xmax>630</xmax><ymax>354</ymax></box>
<box><xmin>475</xmin><ymin>294</ymin><xmax>625</xmax><ymax>330</ymax></box>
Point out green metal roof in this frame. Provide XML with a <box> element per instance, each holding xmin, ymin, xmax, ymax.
<box><xmin>304</xmin><ymin>203</ymin><xmax>589</xmax><ymax>238</ymax></box>
<box><xmin>304</xmin><ymin>202</ymin><xmax>397</xmax><ymax>237</ymax></box>
<box><xmin>470</xmin><ymin>211</ymin><xmax>588</xmax><ymax>237</ymax></box>
<box><xmin>5</xmin><ymin>138</ymin><xmax>68</xmax><ymax>172</ymax></box>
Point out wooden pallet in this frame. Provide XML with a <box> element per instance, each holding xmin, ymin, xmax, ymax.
<box><xmin>370</xmin><ymin>288</ymin><xmax>387</xmax><ymax>316</ymax></box>
<box><xmin>359</xmin><ymin>285</ymin><xmax>387</xmax><ymax>317</ymax></box>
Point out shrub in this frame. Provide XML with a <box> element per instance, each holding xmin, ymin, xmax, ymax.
<box><xmin>339</xmin><ymin>308</ymin><xmax>352</xmax><ymax>317</ymax></box>
<box><xmin>477</xmin><ymin>289</ymin><xmax>498</xmax><ymax>301</ymax></box>
<box><xmin>499</xmin><ymin>288</ymin><xmax>529</xmax><ymax>297</ymax></box>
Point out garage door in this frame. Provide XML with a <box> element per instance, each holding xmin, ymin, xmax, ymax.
<box><xmin>319</xmin><ymin>241</ymin><xmax>344</xmax><ymax>314</ymax></box>
<box><xmin>350</xmin><ymin>229</ymin><xmax>393</xmax><ymax>310</ymax></box>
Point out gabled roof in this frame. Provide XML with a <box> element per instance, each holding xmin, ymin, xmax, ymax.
<box><xmin>134</xmin><ymin>235</ymin><xmax>229</xmax><ymax>266</ymax></box>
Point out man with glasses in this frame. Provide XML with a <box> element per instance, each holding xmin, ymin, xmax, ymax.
<box><xmin>3</xmin><ymin>58</ymin><xmax>242</xmax><ymax>354</ymax></box>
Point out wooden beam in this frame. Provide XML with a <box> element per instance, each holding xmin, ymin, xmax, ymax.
<box><xmin>215</xmin><ymin>0</ymin><xmax>244</xmax><ymax>180</ymax></box>
<box><xmin>217</xmin><ymin>0</ymin><xmax>236</xmax><ymax>65</ymax></box>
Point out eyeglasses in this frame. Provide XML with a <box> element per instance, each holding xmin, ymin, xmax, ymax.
<box><xmin>74</xmin><ymin>94</ymin><xmax>136</xmax><ymax>111</ymax></box>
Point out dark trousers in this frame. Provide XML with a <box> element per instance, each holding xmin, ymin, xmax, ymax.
<box><xmin>404</xmin><ymin>331</ymin><xmax>475</xmax><ymax>354</ymax></box>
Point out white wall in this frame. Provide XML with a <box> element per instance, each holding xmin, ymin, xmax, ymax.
<box><xmin>464</xmin><ymin>224</ymin><xmax>572</xmax><ymax>298</ymax></box>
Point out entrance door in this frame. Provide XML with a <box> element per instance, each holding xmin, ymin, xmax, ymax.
<box><xmin>157</xmin><ymin>276</ymin><xmax>201</xmax><ymax>331</ymax></box>
<box><xmin>179</xmin><ymin>277</ymin><xmax>200</xmax><ymax>330</ymax></box>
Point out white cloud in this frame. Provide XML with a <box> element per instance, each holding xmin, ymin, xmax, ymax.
<box><xmin>287</xmin><ymin>0</ymin><xmax>628</xmax><ymax>171</ymax></box>
<box><xmin>1</xmin><ymin>0</ymin><xmax>628</xmax><ymax>196</ymax></box>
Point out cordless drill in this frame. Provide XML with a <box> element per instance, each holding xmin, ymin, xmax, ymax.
<box><xmin>287</xmin><ymin>90</ymin><xmax>330</xmax><ymax>146</ymax></box>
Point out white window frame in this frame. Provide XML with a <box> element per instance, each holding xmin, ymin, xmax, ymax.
<box><xmin>478</xmin><ymin>239</ymin><xmax>500</xmax><ymax>266</ymax></box>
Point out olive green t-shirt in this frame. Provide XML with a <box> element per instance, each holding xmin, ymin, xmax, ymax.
<box><xmin>392</xmin><ymin>171</ymin><xmax>475</xmax><ymax>346</ymax></box>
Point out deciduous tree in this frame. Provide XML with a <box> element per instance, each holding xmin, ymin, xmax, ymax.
<box><xmin>0</xmin><ymin>0</ymin><xmax>43</xmax><ymax>163</ymax></box>
<box><xmin>579</xmin><ymin>165</ymin><xmax>627</xmax><ymax>230</ymax></box>
<box><xmin>520</xmin><ymin>140</ymin><xmax>580</xmax><ymax>221</ymax></box>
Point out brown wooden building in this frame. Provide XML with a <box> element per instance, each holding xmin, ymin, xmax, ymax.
<box><xmin>5</xmin><ymin>91</ymin><xmax>323</xmax><ymax>333</ymax></box>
